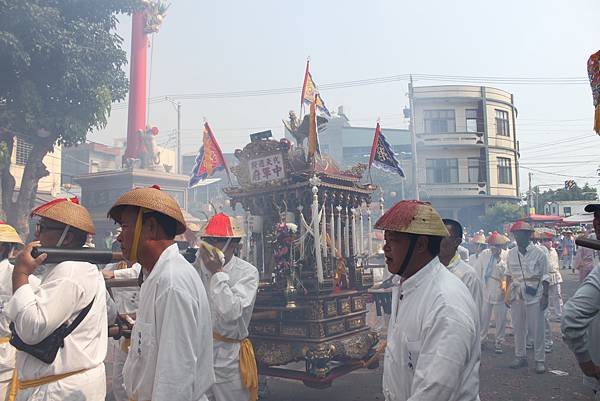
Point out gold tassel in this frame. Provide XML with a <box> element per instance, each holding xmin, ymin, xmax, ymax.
<box><xmin>595</xmin><ymin>105</ymin><xmax>600</xmax><ymax>134</ymax></box>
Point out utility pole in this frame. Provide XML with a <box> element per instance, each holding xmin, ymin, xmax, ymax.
<box><xmin>408</xmin><ymin>76</ymin><xmax>419</xmax><ymax>200</ymax></box>
<box><xmin>177</xmin><ymin>102</ymin><xmax>181</xmax><ymax>174</ymax></box>
<box><xmin>528</xmin><ymin>172</ymin><xmax>533</xmax><ymax>215</ymax></box>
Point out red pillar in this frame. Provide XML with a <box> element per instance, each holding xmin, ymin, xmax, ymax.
<box><xmin>124</xmin><ymin>11</ymin><xmax>148</xmax><ymax>160</ymax></box>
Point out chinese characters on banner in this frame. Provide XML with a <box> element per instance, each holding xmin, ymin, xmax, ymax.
<box><xmin>249</xmin><ymin>153</ymin><xmax>285</xmax><ymax>184</ymax></box>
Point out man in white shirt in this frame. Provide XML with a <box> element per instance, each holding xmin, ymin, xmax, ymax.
<box><xmin>505</xmin><ymin>221</ymin><xmax>550</xmax><ymax>374</ymax></box>
<box><xmin>108</xmin><ymin>185</ymin><xmax>214</xmax><ymax>401</ymax></box>
<box><xmin>469</xmin><ymin>233</ymin><xmax>487</xmax><ymax>275</ymax></box>
<box><xmin>375</xmin><ymin>200</ymin><xmax>481</xmax><ymax>401</ymax></box>
<box><xmin>196</xmin><ymin>213</ymin><xmax>259</xmax><ymax>401</ymax></box>
<box><xmin>0</xmin><ymin>222</ymin><xmax>26</xmax><ymax>400</ymax></box>
<box><xmin>561</xmin><ymin>202</ymin><xmax>600</xmax><ymax>398</ymax></box>
<box><xmin>439</xmin><ymin>219</ymin><xmax>484</xmax><ymax>326</ymax></box>
<box><xmin>102</xmin><ymin>260</ymin><xmax>141</xmax><ymax>401</ymax></box>
<box><xmin>473</xmin><ymin>232</ymin><xmax>509</xmax><ymax>354</ymax></box>
<box><xmin>541</xmin><ymin>233</ymin><xmax>562</xmax><ymax>353</ymax></box>
<box><xmin>7</xmin><ymin>197</ymin><xmax>107</xmax><ymax>401</ymax></box>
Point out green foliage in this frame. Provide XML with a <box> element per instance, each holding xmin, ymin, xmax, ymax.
<box><xmin>535</xmin><ymin>182</ymin><xmax>598</xmax><ymax>204</ymax></box>
<box><xmin>0</xmin><ymin>0</ymin><xmax>139</xmax><ymax>146</ymax></box>
<box><xmin>479</xmin><ymin>202</ymin><xmax>524</xmax><ymax>233</ymax></box>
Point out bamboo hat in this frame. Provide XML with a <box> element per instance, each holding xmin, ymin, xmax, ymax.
<box><xmin>487</xmin><ymin>231</ymin><xmax>509</xmax><ymax>246</ymax></box>
<box><xmin>107</xmin><ymin>185</ymin><xmax>186</xmax><ymax>235</ymax></box>
<box><xmin>470</xmin><ymin>233</ymin><xmax>487</xmax><ymax>245</ymax></box>
<box><xmin>510</xmin><ymin>220</ymin><xmax>535</xmax><ymax>233</ymax></box>
<box><xmin>0</xmin><ymin>223</ymin><xmax>23</xmax><ymax>245</ymax></box>
<box><xmin>374</xmin><ymin>200</ymin><xmax>449</xmax><ymax>237</ymax></box>
<box><xmin>31</xmin><ymin>197</ymin><xmax>95</xmax><ymax>234</ymax></box>
<box><xmin>200</xmin><ymin>213</ymin><xmax>244</xmax><ymax>238</ymax></box>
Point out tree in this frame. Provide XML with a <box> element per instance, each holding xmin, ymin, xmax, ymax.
<box><xmin>479</xmin><ymin>202</ymin><xmax>524</xmax><ymax>233</ymax></box>
<box><xmin>0</xmin><ymin>0</ymin><xmax>138</xmax><ymax>236</ymax></box>
<box><xmin>534</xmin><ymin>182</ymin><xmax>598</xmax><ymax>213</ymax></box>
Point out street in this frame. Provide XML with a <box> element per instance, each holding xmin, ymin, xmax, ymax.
<box><xmin>261</xmin><ymin>269</ymin><xmax>596</xmax><ymax>401</ymax></box>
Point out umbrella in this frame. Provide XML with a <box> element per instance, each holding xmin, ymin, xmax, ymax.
<box><xmin>563</xmin><ymin>213</ymin><xmax>594</xmax><ymax>224</ymax></box>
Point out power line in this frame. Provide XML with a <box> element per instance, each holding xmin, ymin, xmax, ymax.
<box><xmin>520</xmin><ymin>165</ymin><xmax>599</xmax><ymax>179</ymax></box>
<box><xmin>110</xmin><ymin>72</ymin><xmax>590</xmax><ymax>108</ymax></box>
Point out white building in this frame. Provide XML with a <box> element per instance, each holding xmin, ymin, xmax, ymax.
<box><xmin>544</xmin><ymin>200</ymin><xmax>593</xmax><ymax>217</ymax></box>
<box><xmin>413</xmin><ymin>85</ymin><xmax>520</xmax><ymax>229</ymax></box>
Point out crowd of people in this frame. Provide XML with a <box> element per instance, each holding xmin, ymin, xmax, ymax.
<box><xmin>0</xmin><ymin>186</ymin><xmax>259</xmax><ymax>401</ymax></box>
<box><xmin>0</xmin><ymin>191</ymin><xmax>599</xmax><ymax>401</ymax></box>
<box><xmin>370</xmin><ymin>201</ymin><xmax>600</xmax><ymax>400</ymax></box>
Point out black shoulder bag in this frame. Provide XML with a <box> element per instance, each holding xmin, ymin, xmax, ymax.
<box><xmin>517</xmin><ymin>252</ymin><xmax>540</xmax><ymax>297</ymax></box>
<box><xmin>9</xmin><ymin>297</ymin><xmax>95</xmax><ymax>364</ymax></box>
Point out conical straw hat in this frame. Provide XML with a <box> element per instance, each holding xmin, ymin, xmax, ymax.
<box><xmin>374</xmin><ymin>200</ymin><xmax>449</xmax><ymax>237</ymax></box>
<box><xmin>31</xmin><ymin>197</ymin><xmax>95</xmax><ymax>234</ymax></box>
<box><xmin>510</xmin><ymin>220</ymin><xmax>534</xmax><ymax>232</ymax></box>
<box><xmin>487</xmin><ymin>231</ymin><xmax>509</xmax><ymax>246</ymax></box>
<box><xmin>200</xmin><ymin>213</ymin><xmax>244</xmax><ymax>238</ymax></box>
<box><xmin>470</xmin><ymin>233</ymin><xmax>486</xmax><ymax>245</ymax></box>
<box><xmin>0</xmin><ymin>223</ymin><xmax>23</xmax><ymax>245</ymax></box>
<box><xmin>108</xmin><ymin>185</ymin><xmax>186</xmax><ymax>235</ymax></box>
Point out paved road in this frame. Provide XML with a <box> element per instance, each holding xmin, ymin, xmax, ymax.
<box><xmin>261</xmin><ymin>268</ymin><xmax>596</xmax><ymax>401</ymax></box>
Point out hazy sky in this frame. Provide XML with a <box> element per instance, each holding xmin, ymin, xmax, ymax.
<box><xmin>93</xmin><ymin>0</ymin><xmax>600</xmax><ymax>194</ymax></box>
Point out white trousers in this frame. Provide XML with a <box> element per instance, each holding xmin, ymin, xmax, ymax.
<box><xmin>547</xmin><ymin>284</ymin><xmax>563</xmax><ymax>319</ymax></box>
<box><xmin>481</xmin><ymin>302</ymin><xmax>508</xmax><ymax>344</ymax></box>
<box><xmin>207</xmin><ymin>376</ymin><xmax>249</xmax><ymax>401</ymax></box>
<box><xmin>0</xmin><ymin>377</ymin><xmax>11</xmax><ymax>401</ymax></box>
<box><xmin>111</xmin><ymin>340</ymin><xmax>129</xmax><ymax>401</ymax></box>
<box><xmin>511</xmin><ymin>299</ymin><xmax>545</xmax><ymax>362</ymax></box>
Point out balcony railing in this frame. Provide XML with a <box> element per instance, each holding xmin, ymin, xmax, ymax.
<box><xmin>419</xmin><ymin>182</ymin><xmax>487</xmax><ymax>198</ymax></box>
<box><xmin>416</xmin><ymin>131</ymin><xmax>484</xmax><ymax>146</ymax></box>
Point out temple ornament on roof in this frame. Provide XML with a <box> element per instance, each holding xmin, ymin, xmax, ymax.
<box><xmin>142</xmin><ymin>0</ymin><xmax>169</xmax><ymax>34</ymax></box>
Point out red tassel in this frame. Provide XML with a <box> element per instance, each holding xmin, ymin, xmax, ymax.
<box><xmin>150</xmin><ymin>184</ymin><xmax>161</xmax><ymax>190</ymax></box>
<box><xmin>31</xmin><ymin>198</ymin><xmax>69</xmax><ymax>216</ymax></box>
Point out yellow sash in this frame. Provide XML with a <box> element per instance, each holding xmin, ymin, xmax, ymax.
<box><xmin>17</xmin><ymin>369</ymin><xmax>86</xmax><ymax>390</ymax></box>
<box><xmin>0</xmin><ymin>338</ymin><xmax>9</xmax><ymax>344</ymax></box>
<box><xmin>6</xmin><ymin>368</ymin><xmax>85</xmax><ymax>401</ymax></box>
<box><xmin>213</xmin><ymin>332</ymin><xmax>258</xmax><ymax>401</ymax></box>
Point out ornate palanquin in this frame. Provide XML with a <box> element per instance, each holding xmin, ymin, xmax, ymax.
<box><xmin>224</xmin><ymin>137</ymin><xmax>379</xmax><ymax>387</ymax></box>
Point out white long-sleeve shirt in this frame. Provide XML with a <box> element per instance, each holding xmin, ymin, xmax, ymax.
<box><xmin>447</xmin><ymin>255</ymin><xmax>483</xmax><ymax>326</ymax></box>
<box><xmin>102</xmin><ymin>262</ymin><xmax>140</xmax><ymax>314</ymax></box>
<box><xmin>473</xmin><ymin>249</ymin><xmax>507</xmax><ymax>305</ymax></box>
<box><xmin>6</xmin><ymin>261</ymin><xmax>107</xmax><ymax>381</ymax></box>
<box><xmin>561</xmin><ymin>265</ymin><xmax>600</xmax><ymax>391</ymax></box>
<box><xmin>0</xmin><ymin>259</ymin><xmax>40</xmax><ymax>383</ymax></box>
<box><xmin>383</xmin><ymin>257</ymin><xmax>481</xmax><ymax>401</ymax></box>
<box><xmin>123</xmin><ymin>244</ymin><xmax>214</xmax><ymax>401</ymax></box>
<box><xmin>506</xmin><ymin>244</ymin><xmax>549</xmax><ymax>304</ymax></box>
<box><xmin>198</xmin><ymin>255</ymin><xmax>259</xmax><ymax>383</ymax></box>
<box><xmin>546</xmin><ymin>247</ymin><xmax>563</xmax><ymax>285</ymax></box>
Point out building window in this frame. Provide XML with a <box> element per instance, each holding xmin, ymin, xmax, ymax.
<box><xmin>424</xmin><ymin>110</ymin><xmax>456</xmax><ymax>134</ymax></box>
<box><xmin>563</xmin><ymin>207</ymin><xmax>572</xmax><ymax>217</ymax></box>
<box><xmin>497</xmin><ymin>157</ymin><xmax>512</xmax><ymax>184</ymax></box>
<box><xmin>495</xmin><ymin>110</ymin><xmax>510</xmax><ymax>137</ymax></box>
<box><xmin>465</xmin><ymin>109</ymin><xmax>479</xmax><ymax>133</ymax></box>
<box><xmin>468</xmin><ymin>158</ymin><xmax>481</xmax><ymax>183</ymax></box>
<box><xmin>15</xmin><ymin>137</ymin><xmax>33</xmax><ymax>166</ymax></box>
<box><xmin>426</xmin><ymin>158</ymin><xmax>458</xmax><ymax>184</ymax></box>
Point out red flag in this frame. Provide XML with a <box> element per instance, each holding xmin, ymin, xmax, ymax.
<box><xmin>369</xmin><ymin>122</ymin><xmax>382</xmax><ymax>167</ymax></box>
<box><xmin>369</xmin><ymin>122</ymin><xmax>405</xmax><ymax>177</ymax></box>
<box><xmin>307</xmin><ymin>95</ymin><xmax>320</xmax><ymax>162</ymax></box>
<box><xmin>189</xmin><ymin>122</ymin><xmax>230</xmax><ymax>187</ymax></box>
<box><xmin>300</xmin><ymin>59</ymin><xmax>331</xmax><ymax>117</ymax></box>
